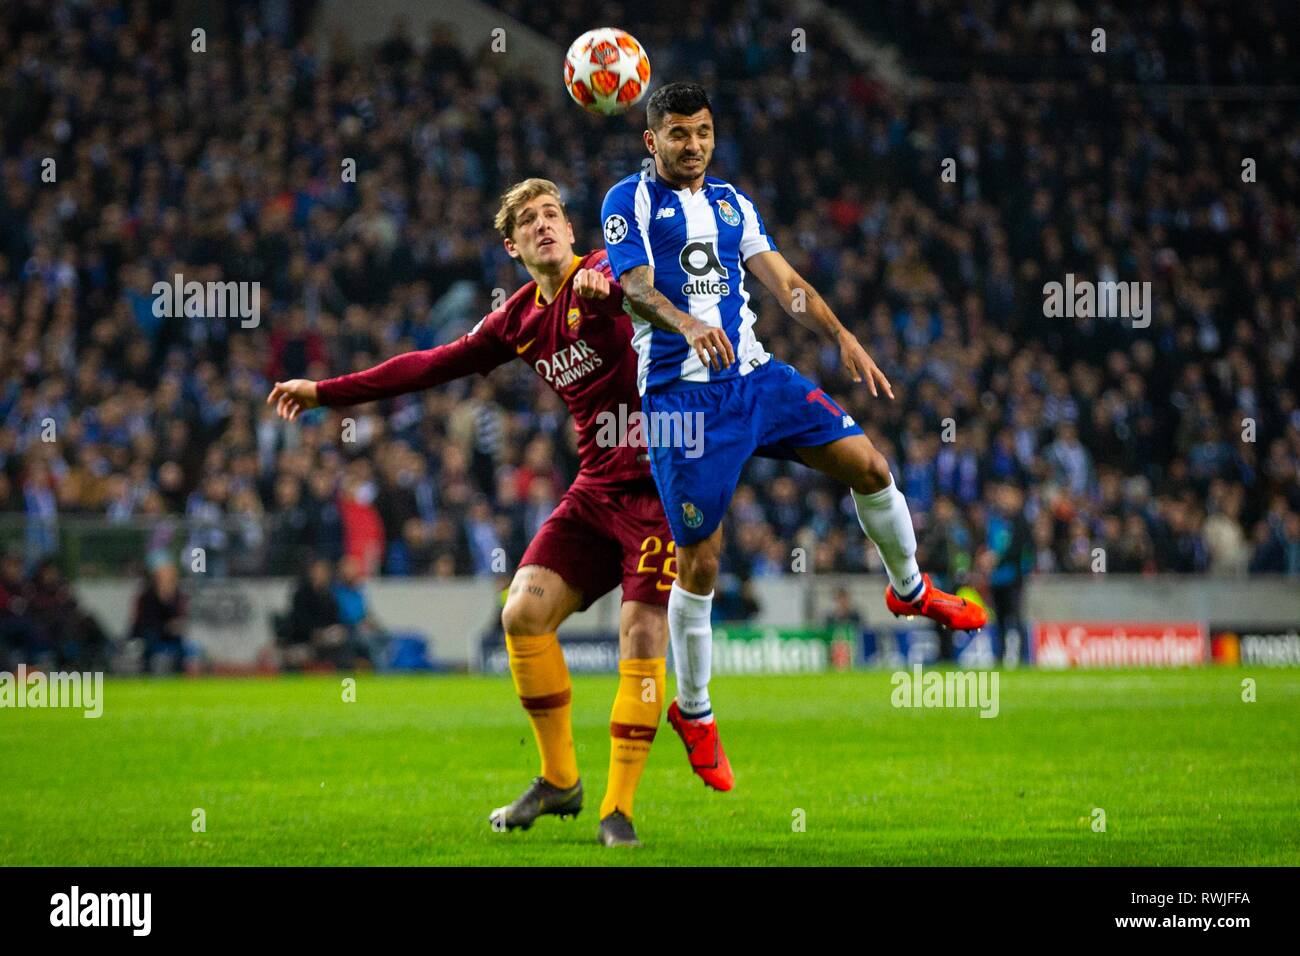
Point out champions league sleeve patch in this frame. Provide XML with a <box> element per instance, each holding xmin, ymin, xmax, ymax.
<box><xmin>604</xmin><ymin>214</ymin><xmax>629</xmax><ymax>244</ymax></box>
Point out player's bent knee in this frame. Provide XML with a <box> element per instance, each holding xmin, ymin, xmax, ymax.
<box><xmin>501</xmin><ymin>595</ymin><xmax>558</xmax><ymax>637</ymax></box>
<box><xmin>502</xmin><ymin>566</ymin><xmax>580</xmax><ymax>635</ymax></box>
<box><xmin>853</xmin><ymin>446</ymin><xmax>892</xmax><ymax>495</ymax></box>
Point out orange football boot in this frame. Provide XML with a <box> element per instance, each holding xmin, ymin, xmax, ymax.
<box><xmin>667</xmin><ymin>700</ymin><xmax>734</xmax><ymax>792</ymax></box>
<box><xmin>885</xmin><ymin>574</ymin><xmax>987</xmax><ymax>631</ymax></box>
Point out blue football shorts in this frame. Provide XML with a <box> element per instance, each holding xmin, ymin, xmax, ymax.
<box><xmin>641</xmin><ymin>359</ymin><xmax>864</xmax><ymax>546</ymax></box>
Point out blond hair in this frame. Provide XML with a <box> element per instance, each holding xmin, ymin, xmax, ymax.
<box><xmin>494</xmin><ymin>178</ymin><xmax>566</xmax><ymax>239</ymax></box>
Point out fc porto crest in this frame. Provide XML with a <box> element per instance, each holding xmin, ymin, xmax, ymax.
<box><xmin>566</xmin><ymin>306</ymin><xmax>581</xmax><ymax>330</ymax></box>
<box><xmin>716</xmin><ymin>199</ymin><xmax>741</xmax><ymax>227</ymax></box>
<box><xmin>681</xmin><ymin>502</ymin><xmax>704</xmax><ymax>529</ymax></box>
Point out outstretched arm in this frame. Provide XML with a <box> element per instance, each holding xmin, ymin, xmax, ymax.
<box><xmin>745</xmin><ymin>250</ymin><xmax>894</xmax><ymax>399</ymax></box>
<box><xmin>267</xmin><ymin>331</ymin><xmax>512</xmax><ymax>420</ymax></box>
<box><xmin>620</xmin><ymin>264</ymin><xmax>736</xmax><ymax>370</ymax></box>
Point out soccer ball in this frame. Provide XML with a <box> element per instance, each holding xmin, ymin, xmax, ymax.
<box><xmin>563</xmin><ymin>28</ymin><xmax>650</xmax><ymax>115</ymax></box>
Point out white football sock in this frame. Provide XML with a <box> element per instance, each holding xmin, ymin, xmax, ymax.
<box><xmin>852</xmin><ymin>477</ymin><xmax>924</xmax><ymax>601</ymax></box>
<box><xmin>668</xmin><ymin>581</ymin><xmax>714</xmax><ymax>721</ymax></box>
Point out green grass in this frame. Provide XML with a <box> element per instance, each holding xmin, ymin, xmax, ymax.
<box><xmin>1</xmin><ymin>669</ymin><xmax>1298</xmax><ymax>866</ymax></box>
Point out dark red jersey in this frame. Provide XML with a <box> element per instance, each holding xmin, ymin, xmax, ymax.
<box><xmin>315</xmin><ymin>250</ymin><xmax>648</xmax><ymax>485</ymax></box>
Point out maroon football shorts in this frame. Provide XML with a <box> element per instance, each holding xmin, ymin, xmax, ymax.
<box><xmin>519</xmin><ymin>476</ymin><xmax>676</xmax><ymax>609</ymax></box>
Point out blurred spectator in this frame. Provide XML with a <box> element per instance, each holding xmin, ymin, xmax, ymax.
<box><xmin>919</xmin><ymin>496</ymin><xmax>974</xmax><ymax>588</ymax></box>
<box><xmin>713</xmin><ymin>575</ymin><xmax>761</xmax><ymax>622</ymax></box>
<box><xmin>0</xmin><ymin>553</ymin><xmax>38</xmax><ymax>668</ymax></box>
<box><xmin>332</xmin><ymin>554</ymin><xmax>389</xmax><ymax>662</ymax></box>
<box><xmin>1203</xmin><ymin>483</ymin><xmax>1250</xmax><ymax>575</ymax></box>
<box><xmin>304</xmin><ymin>471</ymin><xmax>345</xmax><ymax>563</ymax></box>
<box><xmin>983</xmin><ymin>484</ymin><xmax>1033</xmax><ymax>664</ymax></box>
<box><xmin>267</xmin><ymin>475</ymin><xmax>313</xmax><ymax>576</ymax></box>
<box><xmin>25</xmin><ymin>558</ymin><xmax>109</xmax><ymax>669</ymax></box>
<box><xmin>278</xmin><ymin>558</ymin><xmax>371</xmax><ymax>671</ymax></box>
<box><xmin>824</xmin><ymin>586</ymin><xmax>863</xmax><ymax>632</ymax></box>
<box><xmin>129</xmin><ymin>563</ymin><xmax>188</xmax><ymax>675</ymax></box>
<box><xmin>339</xmin><ymin>473</ymin><xmax>386</xmax><ymax>577</ymax></box>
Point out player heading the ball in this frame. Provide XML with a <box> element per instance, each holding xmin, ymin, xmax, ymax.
<box><xmin>600</xmin><ymin>83</ymin><xmax>988</xmax><ymax>771</ymax></box>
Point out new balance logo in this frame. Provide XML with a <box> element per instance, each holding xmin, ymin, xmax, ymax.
<box><xmin>842</xmin><ymin>414</ymin><xmax>855</xmax><ymax>428</ymax></box>
<box><xmin>655</xmin><ymin>207</ymin><xmax>676</xmax><ymax>219</ymax></box>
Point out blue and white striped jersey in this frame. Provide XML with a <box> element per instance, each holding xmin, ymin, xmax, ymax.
<box><xmin>601</xmin><ymin>168</ymin><xmax>778</xmax><ymax>395</ymax></box>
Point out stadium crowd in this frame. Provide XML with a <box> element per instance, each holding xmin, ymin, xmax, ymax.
<box><xmin>0</xmin><ymin>0</ymin><xmax>1297</xmax><ymax>629</ymax></box>
<box><xmin>853</xmin><ymin>0</ymin><xmax>1299</xmax><ymax>84</ymax></box>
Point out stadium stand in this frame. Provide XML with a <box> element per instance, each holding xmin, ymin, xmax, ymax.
<box><xmin>0</xmin><ymin>0</ymin><xmax>1296</xmax><ymax>627</ymax></box>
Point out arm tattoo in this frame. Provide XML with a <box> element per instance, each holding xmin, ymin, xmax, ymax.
<box><xmin>621</xmin><ymin>266</ymin><xmax>695</xmax><ymax>335</ymax></box>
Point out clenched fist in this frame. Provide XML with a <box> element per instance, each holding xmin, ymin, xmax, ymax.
<box><xmin>573</xmin><ymin>268</ymin><xmax>611</xmax><ymax>299</ymax></box>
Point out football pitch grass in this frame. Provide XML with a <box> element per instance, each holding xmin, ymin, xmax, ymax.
<box><xmin>2</xmin><ymin>669</ymin><xmax>1297</xmax><ymax>866</ymax></box>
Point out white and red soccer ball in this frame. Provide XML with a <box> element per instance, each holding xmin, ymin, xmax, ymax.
<box><xmin>563</xmin><ymin>28</ymin><xmax>650</xmax><ymax>115</ymax></box>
